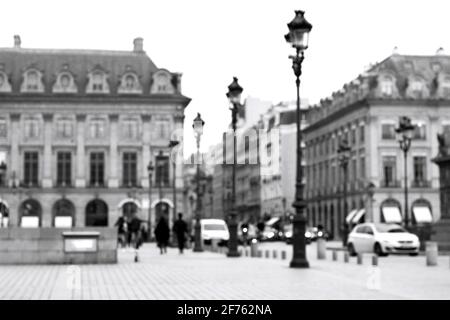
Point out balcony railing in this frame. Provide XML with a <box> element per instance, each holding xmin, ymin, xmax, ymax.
<box><xmin>411</xmin><ymin>180</ymin><xmax>432</xmax><ymax>188</ymax></box>
<box><xmin>380</xmin><ymin>180</ymin><xmax>401</xmax><ymax>188</ymax></box>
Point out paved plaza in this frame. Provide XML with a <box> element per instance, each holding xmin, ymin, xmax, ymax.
<box><xmin>0</xmin><ymin>242</ymin><xmax>449</xmax><ymax>300</ymax></box>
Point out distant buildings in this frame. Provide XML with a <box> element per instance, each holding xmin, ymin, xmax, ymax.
<box><xmin>304</xmin><ymin>52</ymin><xmax>450</xmax><ymax>239</ymax></box>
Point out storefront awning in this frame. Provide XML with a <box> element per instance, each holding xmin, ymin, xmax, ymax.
<box><xmin>382</xmin><ymin>206</ymin><xmax>402</xmax><ymax>223</ymax></box>
<box><xmin>352</xmin><ymin>209</ymin><xmax>365</xmax><ymax>224</ymax></box>
<box><xmin>413</xmin><ymin>206</ymin><xmax>433</xmax><ymax>223</ymax></box>
<box><xmin>345</xmin><ymin>209</ymin><xmax>358</xmax><ymax>224</ymax></box>
<box><xmin>266</xmin><ymin>217</ymin><xmax>281</xmax><ymax>226</ymax></box>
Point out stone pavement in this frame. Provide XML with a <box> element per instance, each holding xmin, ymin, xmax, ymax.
<box><xmin>0</xmin><ymin>242</ymin><xmax>449</xmax><ymax>300</ymax></box>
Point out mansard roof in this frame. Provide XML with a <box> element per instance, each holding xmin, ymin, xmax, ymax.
<box><xmin>0</xmin><ymin>40</ymin><xmax>189</xmax><ymax>106</ymax></box>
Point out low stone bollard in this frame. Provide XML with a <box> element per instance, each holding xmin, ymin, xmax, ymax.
<box><xmin>332</xmin><ymin>250</ymin><xmax>338</xmax><ymax>261</ymax></box>
<box><xmin>265</xmin><ymin>250</ymin><xmax>270</xmax><ymax>258</ymax></box>
<box><xmin>317</xmin><ymin>238</ymin><xmax>326</xmax><ymax>260</ymax></box>
<box><xmin>211</xmin><ymin>239</ymin><xmax>219</xmax><ymax>252</ymax></box>
<box><xmin>357</xmin><ymin>253</ymin><xmax>363</xmax><ymax>265</ymax></box>
<box><xmin>344</xmin><ymin>252</ymin><xmax>349</xmax><ymax>263</ymax></box>
<box><xmin>372</xmin><ymin>254</ymin><xmax>378</xmax><ymax>266</ymax></box>
<box><xmin>244</xmin><ymin>248</ymin><xmax>249</xmax><ymax>257</ymax></box>
<box><xmin>250</xmin><ymin>240</ymin><xmax>259</xmax><ymax>257</ymax></box>
<box><xmin>257</xmin><ymin>250</ymin><xmax>262</xmax><ymax>258</ymax></box>
<box><xmin>273</xmin><ymin>250</ymin><xmax>278</xmax><ymax>259</ymax></box>
<box><xmin>426</xmin><ymin>241</ymin><xmax>438</xmax><ymax>266</ymax></box>
<box><xmin>281</xmin><ymin>251</ymin><xmax>287</xmax><ymax>260</ymax></box>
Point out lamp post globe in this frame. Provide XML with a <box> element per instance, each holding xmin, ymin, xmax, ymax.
<box><xmin>395</xmin><ymin>116</ymin><xmax>415</xmax><ymax>228</ymax></box>
<box><xmin>226</xmin><ymin>77</ymin><xmax>243</xmax><ymax>258</ymax></box>
<box><xmin>285</xmin><ymin>10</ymin><xmax>312</xmax><ymax>268</ymax></box>
<box><xmin>193</xmin><ymin>113</ymin><xmax>205</xmax><ymax>252</ymax></box>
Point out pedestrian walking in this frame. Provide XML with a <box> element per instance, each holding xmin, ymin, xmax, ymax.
<box><xmin>114</xmin><ymin>216</ymin><xmax>128</xmax><ymax>248</ymax></box>
<box><xmin>128</xmin><ymin>215</ymin><xmax>145</xmax><ymax>262</ymax></box>
<box><xmin>155</xmin><ymin>216</ymin><xmax>170</xmax><ymax>254</ymax></box>
<box><xmin>173</xmin><ymin>213</ymin><xmax>188</xmax><ymax>254</ymax></box>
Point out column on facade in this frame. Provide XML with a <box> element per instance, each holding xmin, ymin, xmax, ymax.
<box><xmin>173</xmin><ymin>114</ymin><xmax>184</xmax><ymax>222</ymax></box>
<box><xmin>108</xmin><ymin>114</ymin><xmax>119</xmax><ymax>188</ymax></box>
<box><xmin>141</xmin><ymin>114</ymin><xmax>152</xmax><ymax>228</ymax></box>
<box><xmin>75</xmin><ymin>114</ymin><xmax>86</xmax><ymax>188</ymax></box>
<box><xmin>9</xmin><ymin>113</ymin><xmax>20</xmax><ymax>226</ymax></box>
<box><xmin>42</xmin><ymin>113</ymin><xmax>53</xmax><ymax>188</ymax></box>
<box><xmin>430</xmin><ymin>116</ymin><xmax>440</xmax><ymax>189</ymax></box>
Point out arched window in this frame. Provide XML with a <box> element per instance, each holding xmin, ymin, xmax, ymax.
<box><xmin>440</xmin><ymin>75</ymin><xmax>450</xmax><ymax>98</ymax></box>
<box><xmin>122</xmin><ymin>202</ymin><xmax>138</xmax><ymax>219</ymax></box>
<box><xmin>0</xmin><ymin>71</ymin><xmax>11</xmax><ymax>92</ymax></box>
<box><xmin>21</xmin><ymin>69</ymin><xmax>44</xmax><ymax>93</ymax></box>
<box><xmin>118</xmin><ymin>72</ymin><xmax>142</xmax><ymax>94</ymax></box>
<box><xmin>86</xmin><ymin>69</ymin><xmax>109</xmax><ymax>94</ymax></box>
<box><xmin>85</xmin><ymin>199</ymin><xmax>108</xmax><ymax>226</ymax></box>
<box><xmin>0</xmin><ymin>201</ymin><xmax>9</xmax><ymax>228</ymax></box>
<box><xmin>150</xmin><ymin>70</ymin><xmax>174</xmax><ymax>94</ymax></box>
<box><xmin>20</xmin><ymin>199</ymin><xmax>42</xmax><ymax>227</ymax></box>
<box><xmin>53</xmin><ymin>72</ymin><xmax>77</xmax><ymax>93</ymax></box>
<box><xmin>53</xmin><ymin>199</ymin><xmax>75</xmax><ymax>227</ymax></box>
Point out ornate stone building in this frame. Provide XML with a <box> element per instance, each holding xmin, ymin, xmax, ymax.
<box><xmin>0</xmin><ymin>36</ymin><xmax>190</xmax><ymax>232</ymax></box>
<box><xmin>304</xmin><ymin>52</ymin><xmax>450</xmax><ymax>239</ymax></box>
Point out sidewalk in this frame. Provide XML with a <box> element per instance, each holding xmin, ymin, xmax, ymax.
<box><xmin>0</xmin><ymin>243</ymin><xmax>448</xmax><ymax>300</ymax></box>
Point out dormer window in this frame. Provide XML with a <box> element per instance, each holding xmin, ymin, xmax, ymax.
<box><xmin>86</xmin><ymin>69</ymin><xmax>109</xmax><ymax>94</ymax></box>
<box><xmin>21</xmin><ymin>69</ymin><xmax>44</xmax><ymax>93</ymax></box>
<box><xmin>380</xmin><ymin>75</ymin><xmax>395</xmax><ymax>96</ymax></box>
<box><xmin>407</xmin><ymin>77</ymin><xmax>428</xmax><ymax>99</ymax></box>
<box><xmin>150</xmin><ymin>70</ymin><xmax>175</xmax><ymax>94</ymax></box>
<box><xmin>53</xmin><ymin>72</ymin><xmax>77</xmax><ymax>93</ymax></box>
<box><xmin>0</xmin><ymin>71</ymin><xmax>11</xmax><ymax>93</ymax></box>
<box><xmin>117</xmin><ymin>72</ymin><xmax>142</xmax><ymax>94</ymax></box>
<box><xmin>439</xmin><ymin>76</ymin><xmax>450</xmax><ymax>98</ymax></box>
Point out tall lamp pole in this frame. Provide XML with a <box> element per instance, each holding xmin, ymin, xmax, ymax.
<box><xmin>147</xmin><ymin>161</ymin><xmax>154</xmax><ymax>241</ymax></box>
<box><xmin>226</xmin><ymin>77</ymin><xmax>243</xmax><ymax>257</ymax></box>
<box><xmin>193</xmin><ymin>113</ymin><xmax>205</xmax><ymax>252</ymax></box>
<box><xmin>284</xmin><ymin>10</ymin><xmax>312</xmax><ymax>268</ymax></box>
<box><xmin>0</xmin><ymin>161</ymin><xmax>6</xmax><ymax>228</ymax></box>
<box><xmin>338</xmin><ymin>139</ymin><xmax>351</xmax><ymax>246</ymax></box>
<box><xmin>395</xmin><ymin>116</ymin><xmax>415</xmax><ymax>228</ymax></box>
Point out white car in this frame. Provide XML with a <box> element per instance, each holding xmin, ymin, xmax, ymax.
<box><xmin>347</xmin><ymin>223</ymin><xmax>420</xmax><ymax>256</ymax></box>
<box><xmin>199</xmin><ymin>219</ymin><xmax>230</xmax><ymax>245</ymax></box>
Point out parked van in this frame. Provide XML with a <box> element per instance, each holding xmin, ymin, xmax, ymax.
<box><xmin>192</xmin><ymin>219</ymin><xmax>230</xmax><ymax>246</ymax></box>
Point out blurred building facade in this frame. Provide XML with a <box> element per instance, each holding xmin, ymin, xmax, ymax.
<box><xmin>0</xmin><ymin>36</ymin><xmax>190</xmax><ymax>231</ymax></box>
<box><xmin>304</xmin><ymin>52</ymin><xmax>450</xmax><ymax>239</ymax></box>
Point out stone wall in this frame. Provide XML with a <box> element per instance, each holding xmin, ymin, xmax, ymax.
<box><xmin>0</xmin><ymin>227</ymin><xmax>117</xmax><ymax>264</ymax></box>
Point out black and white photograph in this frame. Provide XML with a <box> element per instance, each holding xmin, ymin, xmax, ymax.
<box><xmin>0</xmin><ymin>0</ymin><xmax>449</xmax><ymax>313</ymax></box>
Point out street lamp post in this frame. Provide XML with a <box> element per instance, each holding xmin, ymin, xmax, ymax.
<box><xmin>0</xmin><ymin>161</ymin><xmax>6</xmax><ymax>228</ymax></box>
<box><xmin>338</xmin><ymin>139</ymin><xmax>351</xmax><ymax>246</ymax></box>
<box><xmin>226</xmin><ymin>77</ymin><xmax>243</xmax><ymax>257</ymax></box>
<box><xmin>147</xmin><ymin>161</ymin><xmax>154</xmax><ymax>241</ymax></box>
<box><xmin>284</xmin><ymin>10</ymin><xmax>312</xmax><ymax>268</ymax></box>
<box><xmin>395</xmin><ymin>116</ymin><xmax>415</xmax><ymax>228</ymax></box>
<box><xmin>193</xmin><ymin>113</ymin><xmax>205</xmax><ymax>252</ymax></box>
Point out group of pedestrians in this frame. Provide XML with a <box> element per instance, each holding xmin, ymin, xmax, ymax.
<box><xmin>116</xmin><ymin>212</ymin><xmax>189</xmax><ymax>257</ymax></box>
<box><xmin>154</xmin><ymin>213</ymin><xmax>188</xmax><ymax>254</ymax></box>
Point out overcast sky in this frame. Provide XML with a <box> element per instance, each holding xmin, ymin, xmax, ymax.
<box><xmin>1</xmin><ymin>0</ymin><xmax>449</xmax><ymax>155</ymax></box>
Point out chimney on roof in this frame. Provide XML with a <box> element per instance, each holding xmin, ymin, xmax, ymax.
<box><xmin>436</xmin><ymin>47</ymin><xmax>445</xmax><ymax>55</ymax></box>
<box><xmin>14</xmin><ymin>35</ymin><xmax>21</xmax><ymax>48</ymax></box>
<box><xmin>133</xmin><ymin>37</ymin><xmax>144</xmax><ymax>52</ymax></box>
<box><xmin>392</xmin><ymin>46</ymin><xmax>399</xmax><ymax>55</ymax></box>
